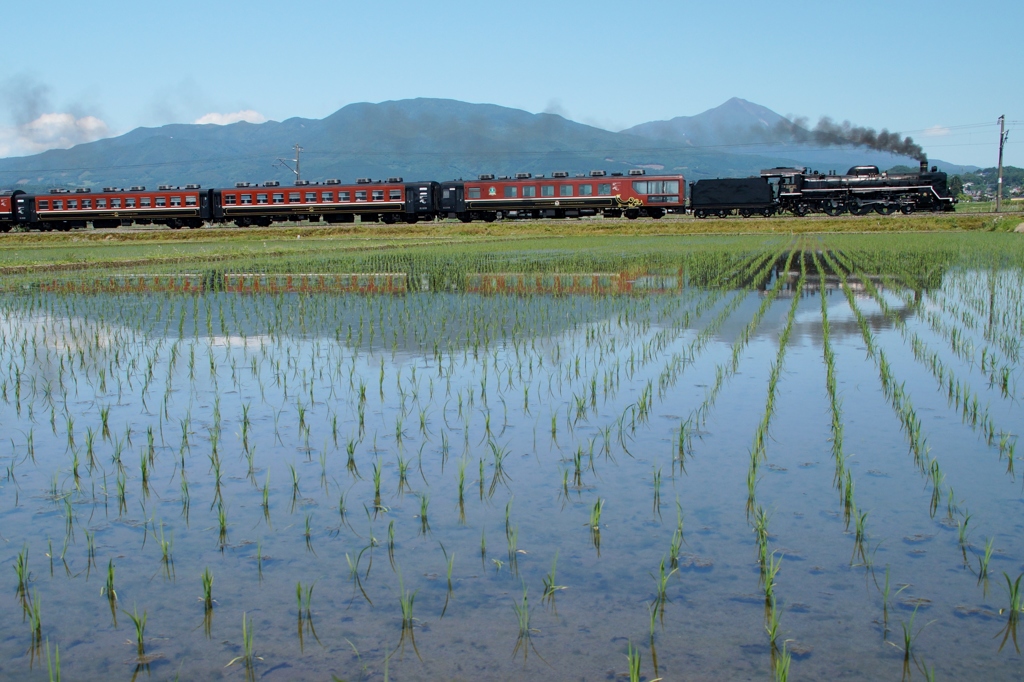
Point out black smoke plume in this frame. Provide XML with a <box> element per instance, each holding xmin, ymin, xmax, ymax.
<box><xmin>777</xmin><ymin>116</ymin><xmax>925</xmax><ymax>162</ymax></box>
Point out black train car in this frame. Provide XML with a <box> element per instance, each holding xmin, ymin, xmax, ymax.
<box><xmin>689</xmin><ymin>177</ymin><xmax>775</xmax><ymax>218</ymax></box>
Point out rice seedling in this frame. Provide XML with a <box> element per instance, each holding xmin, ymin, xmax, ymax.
<box><xmin>370</xmin><ymin>456</ymin><xmax>382</xmax><ymax>503</ymax></box>
<box><xmin>13</xmin><ymin>544</ymin><xmax>29</xmax><ymax>596</ymax></box>
<box><xmin>397</xmin><ymin>567</ymin><xmax>417</xmax><ymax>630</ymax></box>
<box><xmin>977</xmin><ymin>537</ymin><xmax>994</xmax><ymax>582</ymax></box>
<box><xmin>217</xmin><ymin>502</ymin><xmax>228</xmax><ymax>548</ymax></box>
<box><xmin>418</xmin><ymin>494</ymin><xmax>430</xmax><ymax>535</ymax></box>
<box><xmin>542</xmin><ymin>550</ymin><xmax>566</xmax><ymax>604</ymax></box>
<box><xmin>226</xmin><ymin>612</ymin><xmax>260</xmax><ymax>678</ymax></box>
<box><xmin>29</xmin><ymin>589</ymin><xmax>42</xmax><ymax>645</ymax></box>
<box><xmin>765</xmin><ymin>595</ymin><xmax>783</xmax><ymax>648</ymax></box>
<box><xmin>288</xmin><ymin>462</ymin><xmax>300</xmax><ymax>501</ymax></box>
<box><xmin>201</xmin><ymin>566</ymin><xmax>214</xmax><ymax>610</ymax></box>
<box><xmin>157</xmin><ymin>521</ymin><xmax>173</xmax><ymax>575</ymax></box>
<box><xmin>45</xmin><ymin>638</ymin><xmax>60</xmax><ymax>682</ymax></box>
<box><xmin>773</xmin><ymin>640</ymin><xmax>792</xmax><ymax>682</ymax></box>
<box><xmin>511</xmin><ymin>582</ymin><xmax>537</xmax><ymax>659</ymax></box>
<box><xmin>626</xmin><ymin>640</ymin><xmax>641</xmax><ymax>682</ymax></box>
<box><xmin>124</xmin><ymin>603</ymin><xmax>147</xmax><ymax>657</ymax></box>
<box><xmin>997</xmin><ymin>572</ymin><xmax>1024</xmax><ymax>652</ymax></box>
<box><xmin>101</xmin><ymin>559</ymin><xmax>117</xmax><ymax>603</ymax></box>
<box><xmin>652</xmin><ymin>466</ymin><xmax>662</xmax><ymax>516</ymax></box>
<box><xmin>651</xmin><ymin>556</ymin><xmax>678</xmax><ymax>612</ymax></box>
<box><xmin>589</xmin><ymin>497</ymin><xmax>604</xmax><ymax>530</ymax></box>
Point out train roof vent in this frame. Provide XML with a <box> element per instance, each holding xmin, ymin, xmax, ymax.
<box><xmin>478</xmin><ymin>174</ymin><xmax>495</xmax><ymax>181</ymax></box>
<box><xmin>102</xmin><ymin>187</ymin><xmax>119</xmax><ymax>192</ymax></box>
<box><xmin>356</xmin><ymin>178</ymin><xmax>372</xmax><ymax>184</ymax></box>
<box><xmin>515</xmin><ymin>172</ymin><xmax>532</xmax><ymax>179</ymax></box>
<box><xmin>158</xmin><ymin>184</ymin><xmax>173</xmax><ymax>191</ymax></box>
<box><xmin>263</xmin><ymin>181</ymin><xmax>280</xmax><ymax>187</ymax></box>
<box><xmin>590</xmin><ymin>170</ymin><xmax>607</xmax><ymax>177</ymax></box>
<box><xmin>611</xmin><ymin>172</ymin><xmax>623</xmax><ymax>176</ymax></box>
<box><xmin>499</xmin><ymin>176</ymin><xmax>511</xmax><ymax>180</ymax></box>
<box><xmin>49</xmin><ymin>188</ymin><xmax>69</xmax><ymax>194</ymax></box>
<box><xmin>552</xmin><ymin>171</ymin><xmax>569</xmax><ymax>178</ymax></box>
<box><xmin>324</xmin><ymin>179</ymin><xmax>340</xmax><ymax>185</ymax></box>
<box><xmin>185</xmin><ymin>183</ymin><xmax>201</xmax><ymax>190</ymax></box>
<box><xmin>75</xmin><ymin>187</ymin><xmax>91</xmax><ymax>193</ymax></box>
<box><xmin>386</xmin><ymin>177</ymin><xmax>403</xmax><ymax>183</ymax></box>
<box><xmin>295</xmin><ymin>179</ymin><xmax>310</xmax><ymax>186</ymax></box>
<box><xmin>575</xmin><ymin>173</ymin><xmax>586</xmax><ymax>178</ymax></box>
<box><xmin>234</xmin><ymin>182</ymin><xmax>251</xmax><ymax>188</ymax></box>
<box><xmin>627</xmin><ymin>169</ymin><xmax>645</xmax><ymax>176</ymax></box>
<box><xmin>130</xmin><ymin>186</ymin><xmax>146</xmax><ymax>191</ymax></box>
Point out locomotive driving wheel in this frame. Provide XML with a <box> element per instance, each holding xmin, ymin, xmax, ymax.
<box><xmin>824</xmin><ymin>204</ymin><xmax>844</xmax><ymax>216</ymax></box>
<box><xmin>794</xmin><ymin>204</ymin><xmax>809</xmax><ymax>217</ymax></box>
<box><xmin>900</xmin><ymin>204</ymin><xmax>915</xmax><ymax>215</ymax></box>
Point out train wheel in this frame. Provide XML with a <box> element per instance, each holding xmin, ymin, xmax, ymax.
<box><xmin>739</xmin><ymin>209</ymin><xmax>752</xmax><ymax>218</ymax></box>
<box><xmin>824</xmin><ymin>204</ymin><xmax>843</xmax><ymax>216</ymax></box>
<box><xmin>900</xmin><ymin>204</ymin><xmax>915</xmax><ymax>215</ymax></box>
<box><xmin>761</xmin><ymin>208</ymin><xmax>773</xmax><ymax>217</ymax></box>
<box><xmin>875</xmin><ymin>204</ymin><xmax>895</xmax><ymax>215</ymax></box>
<box><xmin>794</xmin><ymin>204</ymin><xmax>809</xmax><ymax>217</ymax></box>
<box><xmin>716</xmin><ymin>209</ymin><xmax>729</xmax><ymax>218</ymax></box>
<box><xmin>483</xmin><ymin>213</ymin><xmax>497</xmax><ymax>223</ymax></box>
<box><xmin>694</xmin><ymin>209</ymin><xmax>707</xmax><ymax>219</ymax></box>
<box><xmin>625</xmin><ymin>209</ymin><xmax>640</xmax><ymax>220</ymax></box>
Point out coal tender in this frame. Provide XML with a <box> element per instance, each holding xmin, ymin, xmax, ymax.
<box><xmin>689</xmin><ymin>177</ymin><xmax>776</xmax><ymax>218</ymax></box>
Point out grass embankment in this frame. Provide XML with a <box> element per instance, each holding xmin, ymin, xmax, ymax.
<box><xmin>0</xmin><ymin>213</ymin><xmax>1020</xmax><ymax>273</ymax></box>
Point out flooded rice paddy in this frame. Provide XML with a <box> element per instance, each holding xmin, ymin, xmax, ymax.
<box><xmin>1</xmin><ymin>234</ymin><xmax>1023</xmax><ymax>680</ymax></box>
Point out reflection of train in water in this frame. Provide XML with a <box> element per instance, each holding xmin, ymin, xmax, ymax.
<box><xmin>690</xmin><ymin>159</ymin><xmax>956</xmax><ymax>218</ymax></box>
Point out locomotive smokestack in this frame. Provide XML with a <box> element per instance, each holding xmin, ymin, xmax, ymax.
<box><xmin>919</xmin><ymin>159</ymin><xmax>928</xmax><ymax>175</ymax></box>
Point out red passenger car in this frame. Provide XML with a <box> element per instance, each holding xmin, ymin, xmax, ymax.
<box><xmin>213</xmin><ymin>178</ymin><xmax>437</xmax><ymax>226</ymax></box>
<box><xmin>436</xmin><ymin>169</ymin><xmax>684</xmax><ymax>221</ymax></box>
<box><xmin>23</xmin><ymin>185</ymin><xmax>207</xmax><ymax>230</ymax></box>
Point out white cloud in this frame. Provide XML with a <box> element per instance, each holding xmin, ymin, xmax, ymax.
<box><xmin>193</xmin><ymin>109</ymin><xmax>267</xmax><ymax>126</ymax></box>
<box><xmin>924</xmin><ymin>125</ymin><xmax>951</xmax><ymax>137</ymax></box>
<box><xmin>0</xmin><ymin>112</ymin><xmax>111</xmax><ymax>157</ymax></box>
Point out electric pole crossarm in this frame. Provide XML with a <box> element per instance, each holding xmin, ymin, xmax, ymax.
<box><xmin>274</xmin><ymin>144</ymin><xmax>304</xmax><ymax>184</ymax></box>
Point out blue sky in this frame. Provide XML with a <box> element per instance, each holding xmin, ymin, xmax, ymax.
<box><xmin>2</xmin><ymin>0</ymin><xmax>1020</xmax><ymax>167</ymax></box>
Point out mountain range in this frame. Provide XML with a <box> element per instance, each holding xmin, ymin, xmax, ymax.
<box><xmin>0</xmin><ymin>98</ymin><xmax>977</xmax><ymax>192</ymax></box>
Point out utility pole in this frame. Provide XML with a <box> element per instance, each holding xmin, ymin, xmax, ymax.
<box><xmin>996</xmin><ymin>115</ymin><xmax>1007</xmax><ymax>212</ymax></box>
<box><xmin>275</xmin><ymin>144</ymin><xmax>304</xmax><ymax>184</ymax></box>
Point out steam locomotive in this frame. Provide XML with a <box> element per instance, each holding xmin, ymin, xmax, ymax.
<box><xmin>689</xmin><ymin>159</ymin><xmax>956</xmax><ymax>218</ymax></box>
<box><xmin>0</xmin><ymin>169</ymin><xmax>682</xmax><ymax>232</ymax></box>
